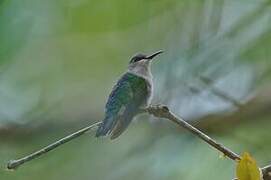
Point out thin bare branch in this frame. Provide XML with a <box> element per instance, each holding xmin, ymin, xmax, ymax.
<box><xmin>145</xmin><ymin>105</ymin><xmax>271</xmax><ymax>180</ymax></box>
<box><xmin>262</xmin><ymin>165</ymin><xmax>271</xmax><ymax>180</ymax></box>
<box><xmin>6</xmin><ymin>105</ymin><xmax>271</xmax><ymax>180</ymax></box>
<box><xmin>145</xmin><ymin>105</ymin><xmax>241</xmax><ymax>161</ymax></box>
<box><xmin>7</xmin><ymin>122</ymin><xmax>101</xmax><ymax>170</ymax></box>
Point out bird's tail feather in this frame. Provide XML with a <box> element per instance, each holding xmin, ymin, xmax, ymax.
<box><xmin>110</xmin><ymin>118</ymin><xmax>132</xmax><ymax>139</ymax></box>
<box><xmin>95</xmin><ymin>116</ymin><xmax>115</xmax><ymax>137</ymax></box>
<box><xmin>110</xmin><ymin>111</ymin><xmax>136</xmax><ymax>139</ymax></box>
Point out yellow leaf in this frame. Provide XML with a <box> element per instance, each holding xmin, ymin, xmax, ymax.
<box><xmin>236</xmin><ymin>152</ymin><xmax>262</xmax><ymax>180</ymax></box>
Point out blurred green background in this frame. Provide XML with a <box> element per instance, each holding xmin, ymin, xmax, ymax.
<box><xmin>1</xmin><ymin>0</ymin><xmax>271</xmax><ymax>179</ymax></box>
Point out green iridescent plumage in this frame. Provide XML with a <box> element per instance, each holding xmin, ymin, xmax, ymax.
<box><xmin>96</xmin><ymin>50</ymin><xmax>162</xmax><ymax>139</ymax></box>
<box><xmin>96</xmin><ymin>72</ymin><xmax>150</xmax><ymax>139</ymax></box>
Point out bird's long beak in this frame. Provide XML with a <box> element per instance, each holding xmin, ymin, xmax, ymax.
<box><xmin>146</xmin><ymin>50</ymin><xmax>163</xmax><ymax>60</ymax></box>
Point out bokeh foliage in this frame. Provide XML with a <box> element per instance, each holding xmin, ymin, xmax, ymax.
<box><xmin>1</xmin><ymin>0</ymin><xmax>271</xmax><ymax>180</ymax></box>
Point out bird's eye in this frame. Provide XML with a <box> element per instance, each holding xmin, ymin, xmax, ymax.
<box><xmin>131</xmin><ymin>56</ymin><xmax>145</xmax><ymax>63</ymax></box>
<box><xmin>129</xmin><ymin>54</ymin><xmax>146</xmax><ymax>64</ymax></box>
<box><xmin>130</xmin><ymin>57</ymin><xmax>141</xmax><ymax>64</ymax></box>
<box><xmin>133</xmin><ymin>57</ymin><xmax>141</xmax><ymax>62</ymax></box>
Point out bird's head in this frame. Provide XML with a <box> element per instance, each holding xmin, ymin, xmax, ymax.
<box><xmin>128</xmin><ymin>50</ymin><xmax>163</xmax><ymax>77</ymax></box>
<box><xmin>129</xmin><ymin>50</ymin><xmax>163</xmax><ymax>65</ymax></box>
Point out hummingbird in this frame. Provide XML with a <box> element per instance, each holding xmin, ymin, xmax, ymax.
<box><xmin>96</xmin><ymin>50</ymin><xmax>163</xmax><ymax>139</ymax></box>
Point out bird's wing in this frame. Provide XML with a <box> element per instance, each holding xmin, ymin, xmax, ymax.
<box><xmin>110</xmin><ymin>73</ymin><xmax>149</xmax><ymax>139</ymax></box>
<box><xmin>96</xmin><ymin>74</ymin><xmax>133</xmax><ymax>137</ymax></box>
<box><xmin>96</xmin><ymin>73</ymin><xmax>149</xmax><ymax>138</ymax></box>
<box><xmin>110</xmin><ymin>103</ymin><xmax>138</xmax><ymax>139</ymax></box>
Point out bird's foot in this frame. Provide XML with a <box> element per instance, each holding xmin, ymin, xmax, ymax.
<box><xmin>146</xmin><ymin>104</ymin><xmax>169</xmax><ymax>117</ymax></box>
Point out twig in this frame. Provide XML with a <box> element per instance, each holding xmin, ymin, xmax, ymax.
<box><xmin>262</xmin><ymin>165</ymin><xmax>271</xmax><ymax>180</ymax></box>
<box><xmin>6</xmin><ymin>122</ymin><xmax>101</xmax><ymax>170</ymax></box>
<box><xmin>6</xmin><ymin>105</ymin><xmax>271</xmax><ymax>180</ymax></box>
<box><xmin>145</xmin><ymin>105</ymin><xmax>241</xmax><ymax>161</ymax></box>
<box><xmin>146</xmin><ymin>105</ymin><xmax>271</xmax><ymax>180</ymax></box>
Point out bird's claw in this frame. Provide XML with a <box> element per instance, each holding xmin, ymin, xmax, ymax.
<box><xmin>146</xmin><ymin>104</ymin><xmax>169</xmax><ymax>117</ymax></box>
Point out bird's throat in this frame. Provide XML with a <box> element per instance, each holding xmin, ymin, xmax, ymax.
<box><xmin>128</xmin><ymin>63</ymin><xmax>152</xmax><ymax>81</ymax></box>
<box><xmin>128</xmin><ymin>59</ymin><xmax>152</xmax><ymax>76</ymax></box>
